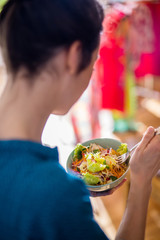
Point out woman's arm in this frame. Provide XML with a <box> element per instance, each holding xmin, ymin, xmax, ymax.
<box><xmin>116</xmin><ymin>126</ymin><xmax>160</xmax><ymax>240</ymax></box>
<box><xmin>115</xmin><ymin>179</ymin><xmax>151</xmax><ymax>240</ymax></box>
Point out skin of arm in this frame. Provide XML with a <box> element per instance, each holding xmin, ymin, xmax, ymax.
<box><xmin>115</xmin><ymin>126</ymin><xmax>160</xmax><ymax>240</ymax></box>
<box><xmin>115</xmin><ymin>179</ymin><xmax>151</xmax><ymax>240</ymax></box>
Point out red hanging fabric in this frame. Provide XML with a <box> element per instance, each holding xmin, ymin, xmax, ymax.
<box><xmin>93</xmin><ymin>9</ymin><xmax>126</xmax><ymax>112</ymax></box>
<box><xmin>129</xmin><ymin>3</ymin><xmax>160</xmax><ymax>78</ymax></box>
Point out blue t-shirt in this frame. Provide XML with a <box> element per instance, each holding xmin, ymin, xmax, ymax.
<box><xmin>0</xmin><ymin>140</ymin><xmax>109</xmax><ymax>240</ymax></box>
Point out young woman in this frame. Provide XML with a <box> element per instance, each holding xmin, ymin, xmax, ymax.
<box><xmin>0</xmin><ymin>1</ymin><xmax>160</xmax><ymax>240</ymax></box>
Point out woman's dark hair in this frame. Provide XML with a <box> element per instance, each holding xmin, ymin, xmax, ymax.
<box><xmin>0</xmin><ymin>0</ymin><xmax>104</xmax><ymax>75</ymax></box>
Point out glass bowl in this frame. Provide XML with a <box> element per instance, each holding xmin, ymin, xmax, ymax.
<box><xmin>66</xmin><ymin>138</ymin><xmax>130</xmax><ymax>192</ymax></box>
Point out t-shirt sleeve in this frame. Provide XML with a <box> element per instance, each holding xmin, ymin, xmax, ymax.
<box><xmin>56</xmin><ymin>176</ymin><xmax>110</xmax><ymax>240</ymax></box>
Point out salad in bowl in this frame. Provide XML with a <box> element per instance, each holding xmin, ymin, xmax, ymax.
<box><xmin>67</xmin><ymin>138</ymin><xmax>130</xmax><ymax>192</ymax></box>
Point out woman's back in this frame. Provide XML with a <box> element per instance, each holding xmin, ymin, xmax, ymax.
<box><xmin>0</xmin><ymin>140</ymin><xmax>107</xmax><ymax>240</ymax></box>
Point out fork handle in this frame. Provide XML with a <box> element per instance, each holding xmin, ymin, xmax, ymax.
<box><xmin>129</xmin><ymin>127</ymin><xmax>160</xmax><ymax>154</ymax></box>
<box><xmin>129</xmin><ymin>142</ymin><xmax>140</xmax><ymax>153</ymax></box>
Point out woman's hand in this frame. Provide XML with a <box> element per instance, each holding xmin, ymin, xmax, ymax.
<box><xmin>156</xmin><ymin>169</ymin><xmax>160</xmax><ymax>177</ymax></box>
<box><xmin>90</xmin><ymin>178</ymin><xmax>126</xmax><ymax>197</ymax></box>
<box><xmin>130</xmin><ymin>126</ymin><xmax>160</xmax><ymax>185</ymax></box>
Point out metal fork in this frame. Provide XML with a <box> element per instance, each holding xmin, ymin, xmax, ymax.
<box><xmin>116</xmin><ymin>127</ymin><xmax>160</xmax><ymax>165</ymax></box>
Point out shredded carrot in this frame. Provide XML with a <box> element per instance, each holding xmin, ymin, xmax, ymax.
<box><xmin>71</xmin><ymin>143</ymin><xmax>128</xmax><ymax>185</ymax></box>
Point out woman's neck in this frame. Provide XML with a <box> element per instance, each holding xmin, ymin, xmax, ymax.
<box><xmin>0</xmin><ymin>76</ymin><xmax>53</xmax><ymax>143</ymax></box>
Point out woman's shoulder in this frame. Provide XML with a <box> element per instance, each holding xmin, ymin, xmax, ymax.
<box><xmin>0</xmin><ymin>139</ymin><xmax>90</xmax><ymax>205</ymax></box>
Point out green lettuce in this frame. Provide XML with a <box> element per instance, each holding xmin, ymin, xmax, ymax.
<box><xmin>0</xmin><ymin>0</ymin><xmax>7</xmax><ymax>11</ymax></box>
<box><xmin>94</xmin><ymin>152</ymin><xmax>105</xmax><ymax>164</ymax></box>
<box><xmin>110</xmin><ymin>176</ymin><xmax>117</xmax><ymax>181</ymax></box>
<box><xmin>105</xmin><ymin>156</ymin><xmax>116</xmax><ymax>166</ymax></box>
<box><xmin>116</xmin><ymin>143</ymin><xmax>128</xmax><ymax>155</ymax></box>
<box><xmin>83</xmin><ymin>172</ymin><xmax>100</xmax><ymax>185</ymax></box>
<box><xmin>73</xmin><ymin>143</ymin><xmax>86</xmax><ymax>161</ymax></box>
<box><xmin>87</xmin><ymin>162</ymin><xmax>106</xmax><ymax>173</ymax></box>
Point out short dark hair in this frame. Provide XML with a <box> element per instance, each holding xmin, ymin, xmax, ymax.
<box><xmin>0</xmin><ymin>0</ymin><xmax>104</xmax><ymax>75</ymax></box>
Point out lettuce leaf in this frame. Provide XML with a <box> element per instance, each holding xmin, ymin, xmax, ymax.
<box><xmin>73</xmin><ymin>143</ymin><xmax>86</xmax><ymax>161</ymax></box>
<box><xmin>116</xmin><ymin>143</ymin><xmax>128</xmax><ymax>155</ymax></box>
<box><xmin>110</xmin><ymin>176</ymin><xmax>117</xmax><ymax>181</ymax></box>
<box><xmin>94</xmin><ymin>152</ymin><xmax>105</xmax><ymax>164</ymax></box>
<box><xmin>87</xmin><ymin>162</ymin><xmax>106</xmax><ymax>173</ymax></box>
<box><xmin>82</xmin><ymin>172</ymin><xmax>100</xmax><ymax>185</ymax></box>
<box><xmin>105</xmin><ymin>156</ymin><xmax>116</xmax><ymax>166</ymax></box>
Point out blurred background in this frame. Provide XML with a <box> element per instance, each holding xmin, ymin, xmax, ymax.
<box><xmin>0</xmin><ymin>0</ymin><xmax>160</xmax><ymax>239</ymax></box>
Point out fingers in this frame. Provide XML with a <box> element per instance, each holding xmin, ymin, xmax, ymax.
<box><xmin>138</xmin><ymin>126</ymin><xmax>155</xmax><ymax>151</ymax></box>
<box><xmin>90</xmin><ymin>189</ymin><xmax>111</xmax><ymax>197</ymax></box>
<box><xmin>90</xmin><ymin>179</ymin><xmax>127</xmax><ymax>197</ymax></box>
<box><xmin>156</xmin><ymin>169</ymin><xmax>160</xmax><ymax>177</ymax></box>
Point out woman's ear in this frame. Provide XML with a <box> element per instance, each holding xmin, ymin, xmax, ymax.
<box><xmin>66</xmin><ymin>41</ymin><xmax>82</xmax><ymax>75</ymax></box>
